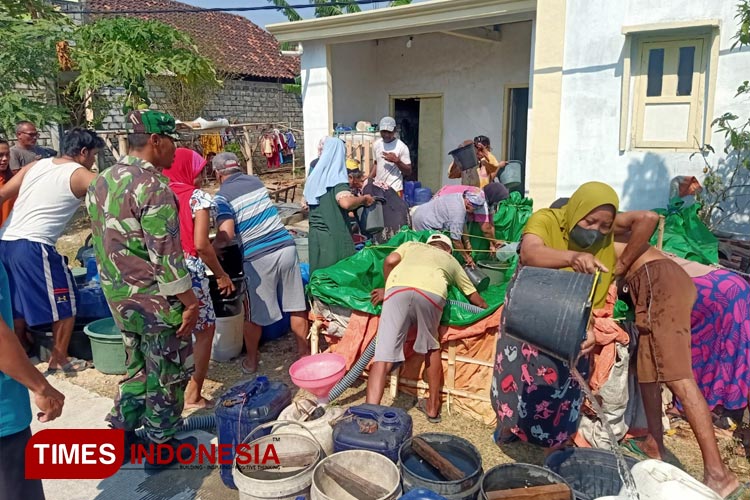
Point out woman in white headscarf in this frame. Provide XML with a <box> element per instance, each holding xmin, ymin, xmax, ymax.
<box><xmin>304</xmin><ymin>138</ymin><xmax>374</xmax><ymax>273</ymax></box>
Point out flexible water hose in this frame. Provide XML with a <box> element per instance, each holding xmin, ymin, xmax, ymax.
<box><xmin>134</xmin><ymin>413</ymin><xmax>216</xmax><ymax>438</ymax></box>
<box><xmin>447</xmin><ymin>299</ymin><xmax>486</xmax><ymax>314</ymax></box>
<box><xmin>328</xmin><ymin>336</ymin><xmax>377</xmax><ymax>402</ymax></box>
<box><xmin>326</xmin><ymin>301</ymin><xmax>486</xmax><ymax>402</ymax></box>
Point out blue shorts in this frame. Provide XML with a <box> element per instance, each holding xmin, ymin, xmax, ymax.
<box><xmin>0</xmin><ymin>240</ymin><xmax>77</xmax><ymax>327</ymax></box>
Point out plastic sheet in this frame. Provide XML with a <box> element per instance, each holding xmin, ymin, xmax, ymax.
<box><xmin>306</xmin><ymin>229</ymin><xmax>508</xmax><ymax>326</ymax></box>
<box><xmin>650</xmin><ymin>199</ymin><xmax>719</xmax><ymax>265</ymax></box>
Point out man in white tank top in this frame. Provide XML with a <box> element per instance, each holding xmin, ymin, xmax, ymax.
<box><xmin>0</xmin><ymin>128</ymin><xmax>104</xmax><ymax>373</ymax></box>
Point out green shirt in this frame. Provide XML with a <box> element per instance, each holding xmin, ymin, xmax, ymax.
<box><xmin>85</xmin><ymin>155</ymin><xmax>191</xmax><ymax>334</ymax></box>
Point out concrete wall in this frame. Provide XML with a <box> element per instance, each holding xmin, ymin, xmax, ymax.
<box><xmin>557</xmin><ymin>0</ymin><xmax>750</xmax><ymax>232</ymax></box>
<box><xmin>327</xmin><ymin>22</ymin><xmax>533</xmax><ymax>185</ymax></box>
<box><xmin>97</xmin><ymin>79</ymin><xmax>304</xmax><ymax>169</ymax></box>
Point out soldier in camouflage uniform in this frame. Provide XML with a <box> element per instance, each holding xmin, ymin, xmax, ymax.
<box><xmin>86</xmin><ymin>110</ymin><xmax>199</xmax><ymax>465</ymax></box>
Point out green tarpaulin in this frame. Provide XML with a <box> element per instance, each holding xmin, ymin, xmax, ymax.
<box><xmin>649</xmin><ymin>199</ymin><xmax>718</xmax><ymax>265</ymax></box>
<box><xmin>307</xmin><ymin>229</ymin><xmax>512</xmax><ymax>326</ymax></box>
<box><xmin>467</xmin><ymin>192</ymin><xmax>534</xmax><ymax>262</ymax></box>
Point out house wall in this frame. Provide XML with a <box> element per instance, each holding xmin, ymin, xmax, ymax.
<box><xmin>327</xmin><ymin>22</ymin><xmax>533</xmax><ymax>186</ymax></box>
<box><xmin>557</xmin><ymin>0</ymin><xmax>750</xmax><ymax>232</ymax></box>
<box><xmin>97</xmin><ymin>80</ymin><xmax>304</xmax><ymax>169</ymax></box>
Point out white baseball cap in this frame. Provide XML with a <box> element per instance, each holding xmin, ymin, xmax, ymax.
<box><xmin>379</xmin><ymin>116</ymin><xmax>396</xmax><ymax>132</ymax></box>
<box><xmin>426</xmin><ymin>233</ymin><xmax>453</xmax><ymax>250</ymax></box>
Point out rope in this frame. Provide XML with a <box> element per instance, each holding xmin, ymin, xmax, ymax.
<box><xmin>360</xmin><ymin>245</ymin><xmax>498</xmax><ymax>254</ymax></box>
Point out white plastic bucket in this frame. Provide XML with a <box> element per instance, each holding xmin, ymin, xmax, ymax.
<box><xmin>624</xmin><ymin>460</ymin><xmax>721</xmax><ymax>500</ymax></box>
<box><xmin>234</xmin><ymin>421</ymin><xmax>324</xmax><ymax>500</ymax></box>
<box><xmin>275</xmin><ymin>400</ymin><xmax>345</xmax><ymax>456</ymax></box>
<box><xmin>312</xmin><ymin>450</ymin><xmax>401</xmax><ymax>500</ymax></box>
<box><xmin>210</xmin><ymin>313</ymin><xmax>244</xmax><ymax>362</ymax></box>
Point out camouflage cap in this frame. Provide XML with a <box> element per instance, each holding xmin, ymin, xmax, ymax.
<box><xmin>126</xmin><ymin>110</ymin><xmax>180</xmax><ymax>140</ymax></box>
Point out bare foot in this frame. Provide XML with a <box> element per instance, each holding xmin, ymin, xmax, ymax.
<box><xmin>703</xmin><ymin>468</ymin><xmax>740</xmax><ymax>498</ymax></box>
<box><xmin>184</xmin><ymin>398</ymin><xmax>215</xmax><ymax>410</ymax></box>
<box><xmin>639</xmin><ymin>434</ymin><xmax>663</xmax><ymax>460</ymax></box>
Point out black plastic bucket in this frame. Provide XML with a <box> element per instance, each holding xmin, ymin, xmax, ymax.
<box><xmin>399</xmin><ymin>433</ymin><xmax>483</xmax><ymax>500</ymax></box>
<box><xmin>480</xmin><ymin>463</ymin><xmax>573</xmax><ymax>500</ymax></box>
<box><xmin>29</xmin><ymin>319</ymin><xmax>93</xmax><ymax>361</ymax></box>
<box><xmin>448</xmin><ymin>144</ymin><xmax>478</xmax><ymax>171</ymax></box>
<box><xmin>503</xmin><ymin>266</ymin><xmax>597</xmax><ymax>364</ymax></box>
<box><xmin>209</xmin><ymin>276</ymin><xmax>246</xmax><ymax>318</ymax></box>
<box><xmin>544</xmin><ymin>448</ymin><xmax>639</xmax><ymax>500</ymax></box>
<box><xmin>209</xmin><ymin>243</ymin><xmax>246</xmax><ymax>318</ymax></box>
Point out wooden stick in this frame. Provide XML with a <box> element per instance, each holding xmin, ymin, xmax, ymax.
<box><xmin>485</xmin><ymin>484</ymin><xmax>572</xmax><ymax>500</ymax></box>
<box><xmin>322</xmin><ymin>462</ymin><xmax>389</xmax><ymax>499</ymax></box>
<box><xmin>656</xmin><ymin>214</ymin><xmax>666</xmax><ymax>250</ymax></box>
<box><xmin>363</xmin><ymin>139</ymin><xmax>371</xmax><ymax>176</ymax></box>
<box><xmin>411</xmin><ymin>437</ymin><xmax>465</xmax><ymax>481</ymax></box>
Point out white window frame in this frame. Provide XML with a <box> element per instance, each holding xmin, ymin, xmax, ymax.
<box><xmin>619</xmin><ymin>21</ymin><xmax>720</xmax><ymax>152</ymax></box>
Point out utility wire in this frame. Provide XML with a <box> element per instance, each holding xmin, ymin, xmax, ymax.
<box><xmin>78</xmin><ymin>0</ymin><xmax>395</xmax><ymax>15</ymax></box>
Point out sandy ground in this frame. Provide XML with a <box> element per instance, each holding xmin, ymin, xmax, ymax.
<box><xmin>48</xmin><ymin>171</ymin><xmax>750</xmax><ymax>491</ymax></box>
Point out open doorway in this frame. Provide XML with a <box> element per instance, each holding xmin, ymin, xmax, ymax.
<box><xmin>391</xmin><ymin>95</ymin><xmax>443</xmax><ymax>192</ymax></box>
<box><xmin>503</xmin><ymin>86</ymin><xmax>529</xmax><ymax>193</ymax></box>
<box><xmin>393</xmin><ymin>98</ymin><xmax>420</xmax><ymax>181</ymax></box>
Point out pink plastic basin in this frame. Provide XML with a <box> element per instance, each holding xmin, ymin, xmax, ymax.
<box><xmin>289</xmin><ymin>353</ymin><xmax>346</xmax><ymax>398</ymax></box>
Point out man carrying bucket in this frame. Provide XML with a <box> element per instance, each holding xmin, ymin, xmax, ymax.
<box><xmin>367</xmin><ymin>234</ymin><xmax>487</xmax><ymax>422</ymax></box>
<box><xmin>86</xmin><ymin>110</ymin><xmax>199</xmax><ymax>470</ymax></box>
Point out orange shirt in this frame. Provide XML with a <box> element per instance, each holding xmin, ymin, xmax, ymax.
<box><xmin>0</xmin><ymin>176</ymin><xmax>16</xmax><ymax>227</ymax></box>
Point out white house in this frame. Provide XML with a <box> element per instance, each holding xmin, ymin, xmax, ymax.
<box><xmin>268</xmin><ymin>0</ymin><xmax>750</xmax><ymax>232</ymax></box>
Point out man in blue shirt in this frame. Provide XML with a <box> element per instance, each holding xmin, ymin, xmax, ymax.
<box><xmin>212</xmin><ymin>153</ymin><xmax>308</xmax><ymax>373</ymax></box>
<box><xmin>0</xmin><ymin>263</ymin><xmax>65</xmax><ymax>499</ymax></box>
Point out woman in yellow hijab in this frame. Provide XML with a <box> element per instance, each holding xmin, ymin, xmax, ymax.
<box><xmin>492</xmin><ymin>181</ymin><xmax>657</xmax><ymax>450</ymax></box>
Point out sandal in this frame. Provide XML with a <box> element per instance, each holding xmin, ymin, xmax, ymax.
<box><xmin>241</xmin><ymin>358</ymin><xmax>257</xmax><ymax>375</ymax></box>
<box><xmin>416</xmin><ymin>399</ymin><xmax>441</xmax><ymax>424</ymax></box>
<box><xmin>184</xmin><ymin>398</ymin><xmax>215</xmax><ymax>410</ymax></box>
<box><xmin>620</xmin><ymin>438</ymin><xmax>652</xmax><ymax>460</ymax></box>
<box><xmin>47</xmin><ymin>358</ymin><xmax>91</xmax><ymax>374</ymax></box>
<box><xmin>725</xmin><ymin>482</ymin><xmax>750</xmax><ymax>500</ymax></box>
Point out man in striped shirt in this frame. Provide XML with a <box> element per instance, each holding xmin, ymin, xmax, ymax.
<box><xmin>213</xmin><ymin>153</ymin><xmax>308</xmax><ymax>373</ymax></box>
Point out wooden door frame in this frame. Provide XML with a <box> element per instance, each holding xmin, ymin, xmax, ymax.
<box><xmin>501</xmin><ymin>84</ymin><xmax>529</xmax><ymax>161</ymax></box>
<box><xmin>389</xmin><ymin>93</ymin><xmax>445</xmax><ymax>117</ymax></box>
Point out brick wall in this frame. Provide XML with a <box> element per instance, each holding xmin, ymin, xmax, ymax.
<box><xmin>97</xmin><ymin>79</ymin><xmax>304</xmax><ymax>171</ymax></box>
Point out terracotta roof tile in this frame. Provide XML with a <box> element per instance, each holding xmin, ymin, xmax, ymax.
<box><xmin>87</xmin><ymin>0</ymin><xmax>299</xmax><ymax>80</ymax></box>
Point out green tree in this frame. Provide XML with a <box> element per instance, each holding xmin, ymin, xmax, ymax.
<box><xmin>267</xmin><ymin>0</ymin><xmax>412</xmax><ymax>22</ymax></box>
<box><xmin>69</xmin><ymin>17</ymin><xmax>220</xmax><ymax>115</ymax></box>
<box><xmin>0</xmin><ymin>0</ymin><xmax>70</xmax><ymax>134</ymax></box>
<box><xmin>694</xmin><ymin>1</ymin><xmax>750</xmax><ymax>230</ymax></box>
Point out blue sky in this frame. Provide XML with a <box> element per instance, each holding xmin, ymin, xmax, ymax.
<box><xmin>180</xmin><ymin>1</ymin><xmax>426</xmax><ymax>28</ymax></box>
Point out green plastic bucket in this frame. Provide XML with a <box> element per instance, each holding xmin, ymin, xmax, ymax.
<box><xmin>84</xmin><ymin>318</ymin><xmax>126</xmax><ymax>375</ymax></box>
<box><xmin>477</xmin><ymin>260</ymin><xmax>511</xmax><ymax>286</ymax></box>
<box><xmin>499</xmin><ymin>160</ymin><xmax>522</xmax><ymax>190</ymax></box>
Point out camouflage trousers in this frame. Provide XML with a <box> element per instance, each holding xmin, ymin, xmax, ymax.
<box><xmin>106</xmin><ymin>328</ymin><xmax>194</xmax><ymax>444</ymax></box>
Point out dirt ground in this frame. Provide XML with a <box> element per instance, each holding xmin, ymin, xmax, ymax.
<box><xmin>49</xmin><ymin>170</ymin><xmax>750</xmax><ymax>489</ymax></box>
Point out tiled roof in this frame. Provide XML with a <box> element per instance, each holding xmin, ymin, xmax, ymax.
<box><xmin>87</xmin><ymin>0</ymin><xmax>299</xmax><ymax>80</ymax></box>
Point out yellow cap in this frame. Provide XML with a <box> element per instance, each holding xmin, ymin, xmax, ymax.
<box><xmin>346</xmin><ymin>158</ymin><xmax>360</xmax><ymax>171</ymax></box>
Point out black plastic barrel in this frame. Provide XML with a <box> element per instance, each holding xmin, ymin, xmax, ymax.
<box><xmin>210</xmin><ymin>243</ymin><xmax>245</xmax><ymax>318</ymax></box>
<box><xmin>503</xmin><ymin>266</ymin><xmax>596</xmax><ymax>364</ymax></box>
<box><xmin>399</xmin><ymin>433</ymin><xmax>483</xmax><ymax>500</ymax></box>
<box><xmin>480</xmin><ymin>463</ymin><xmax>573</xmax><ymax>499</ymax></box>
<box><xmin>544</xmin><ymin>448</ymin><xmax>639</xmax><ymax>500</ymax></box>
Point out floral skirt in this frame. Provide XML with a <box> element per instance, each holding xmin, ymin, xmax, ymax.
<box><xmin>492</xmin><ymin>331</ymin><xmax>588</xmax><ymax>448</ymax></box>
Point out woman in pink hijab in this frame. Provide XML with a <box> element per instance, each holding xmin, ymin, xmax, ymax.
<box><xmin>163</xmin><ymin>148</ymin><xmax>234</xmax><ymax>409</ymax></box>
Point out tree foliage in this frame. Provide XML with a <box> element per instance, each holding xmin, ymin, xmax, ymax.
<box><xmin>267</xmin><ymin>0</ymin><xmax>411</xmax><ymax>21</ymax></box>
<box><xmin>694</xmin><ymin>1</ymin><xmax>750</xmax><ymax>230</ymax></box>
<box><xmin>0</xmin><ymin>1</ymin><xmax>70</xmax><ymax>134</ymax></box>
<box><xmin>0</xmin><ymin>3</ymin><xmax>221</xmax><ymax>134</ymax></box>
<box><xmin>70</xmin><ymin>17</ymin><xmax>220</xmax><ymax>115</ymax></box>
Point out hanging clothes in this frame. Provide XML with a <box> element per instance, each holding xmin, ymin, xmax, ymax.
<box><xmin>261</xmin><ymin>132</ymin><xmax>280</xmax><ymax>170</ymax></box>
<box><xmin>199</xmin><ymin>134</ymin><xmax>223</xmax><ymax>156</ymax></box>
<box><xmin>285</xmin><ymin>131</ymin><xmax>297</xmax><ymax>150</ymax></box>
